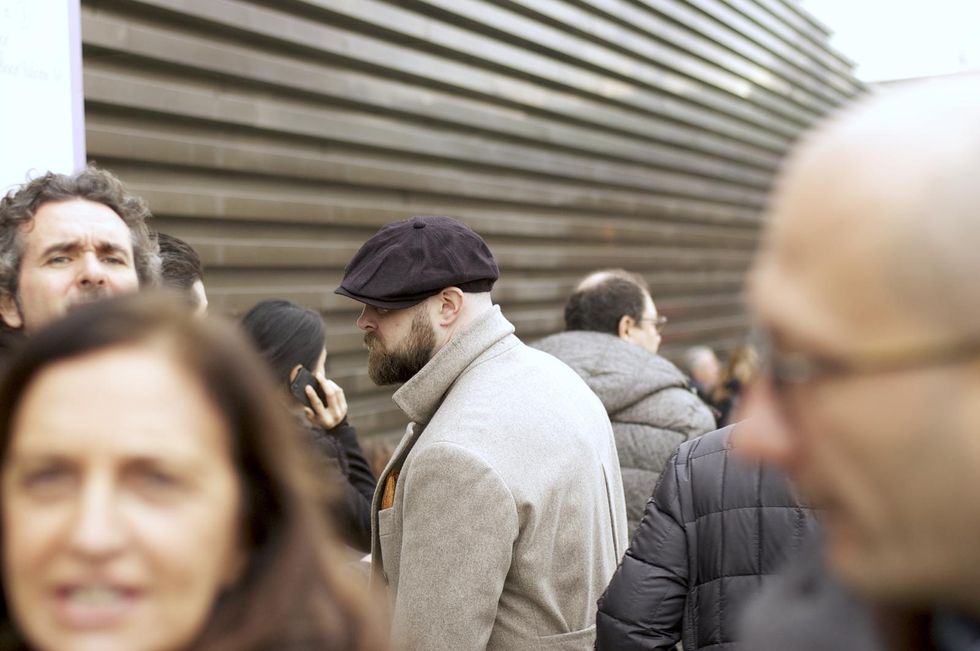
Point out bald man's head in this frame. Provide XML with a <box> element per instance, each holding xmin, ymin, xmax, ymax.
<box><xmin>754</xmin><ymin>77</ymin><xmax>980</xmax><ymax>351</ymax></box>
<box><xmin>744</xmin><ymin>76</ymin><xmax>980</xmax><ymax>616</ymax></box>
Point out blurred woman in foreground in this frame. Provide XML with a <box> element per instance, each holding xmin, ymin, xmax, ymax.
<box><xmin>240</xmin><ymin>299</ymin><xmax>376</xmax><ymax>552</ymax></box>
<box><xmin>0</xmin><ymin>293</ymin><xmax>387</xmax><ymax>651</ymax></box>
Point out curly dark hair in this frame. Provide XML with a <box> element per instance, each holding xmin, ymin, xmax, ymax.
<box><xmin>0</xmin><ymin>166</ymin><xmax>161</xmax><ymax>299</ymax></box>
<box><xmin>564</xmin><ymin>269</ymin><xmax>650</xmax><ymax>335</ymax></box>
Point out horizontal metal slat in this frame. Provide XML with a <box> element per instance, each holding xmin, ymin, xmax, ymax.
<box><xmin>82</xmin><ymin>68</ymin><xmax>770</xmax><ymax>209</ymax></box>
<box><xmin>407</xmin><ymin>0</ymin><xmax>822</xmax><ymax>128</ymax></box>
<box><xmin>81</xmin><ymin>8</ymin><xmax>778</xmax><ymax>184</ymax></box>
<box><xmin>561</xmin><ymin>0</ymin><xmax>849</xmax><ymax>109</ymax></box>
<box><xmin>109</xmin><ymin>0</ymin><xmax>790</xmax><ymax>160</ymax></box>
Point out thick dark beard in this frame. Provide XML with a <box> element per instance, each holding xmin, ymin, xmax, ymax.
<box><xmin>365</xmin><ymin>310</ymin><xmax>436</xmax><ymax>386</ymax></box>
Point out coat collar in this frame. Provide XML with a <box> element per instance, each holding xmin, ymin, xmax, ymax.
<box><xmin>392</xmin><ymin>305</ymin><xmax>515</xmax><ymax>424</ymax></box>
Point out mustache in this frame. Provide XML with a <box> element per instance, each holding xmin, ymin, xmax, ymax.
<box><xmin>363</xmin><ymin>331</ymin><xmax>381</xmax><ymax>350</ymax></box>
<box><xmin>68</xmin><ymin>286</ymin><xmax>111</xmax><ymax>309</ymax></box>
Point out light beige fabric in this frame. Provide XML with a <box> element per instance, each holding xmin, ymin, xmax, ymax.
<box><xmin>371</xmin><ymin>306</ymin><xmax>628</xmax><ymax>651</ymax></box>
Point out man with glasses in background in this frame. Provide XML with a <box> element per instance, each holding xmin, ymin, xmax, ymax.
<box><xmin>738</xmin><ymin>76</ymin><xmax>980</xmax><ymax>650</ymax></box>
<box><xmin>580</xmin><ymin>269</ymin><xmax>817</xmax><ymax>651</ymax></box>
<box><xmin>535</xmin><ymin>268</ymin><xmax>715</xmax><ymax>536</ymax></box>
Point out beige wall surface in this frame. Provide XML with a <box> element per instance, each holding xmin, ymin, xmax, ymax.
<box><xmin>80</xmin><ymin>0</ymin><xmax>862</xmax><ymax>439</ymax></box>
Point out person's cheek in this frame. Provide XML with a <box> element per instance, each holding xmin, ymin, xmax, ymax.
<box><xmin>735</xmin><ymin>380</ymin><xmax>798</xmax><ymax>467</ymax></box>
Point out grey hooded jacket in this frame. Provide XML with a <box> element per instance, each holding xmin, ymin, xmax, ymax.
<box><xmin>534</xmin><ymin>331</ymin><xmax>716</xmax><ymax>534</ymax></box>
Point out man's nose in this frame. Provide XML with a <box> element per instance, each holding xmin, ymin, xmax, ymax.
<box><xmin>356</xmin><ymin>306</ymin><xmax>375</xmax><ymax>332</ymax></box>
<box><xmin>77</xmin><ymin>252</ymin><xmax>108</xmax><ymax>287</ymax></box>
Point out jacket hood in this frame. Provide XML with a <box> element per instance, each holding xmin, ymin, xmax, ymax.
<box><xmin>533</xmin><ymin>330</ymin><xmax>691</xmax><ymax>413</ymax></box>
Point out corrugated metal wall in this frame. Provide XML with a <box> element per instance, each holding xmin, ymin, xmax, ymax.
<box><xmin>80</xmin><ymin>0</ymin><xmax>862</xmax><ymax>439</ymax></box>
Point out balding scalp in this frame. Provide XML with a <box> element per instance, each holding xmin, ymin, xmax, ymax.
<box><xmin>754</xmin><ymin>75</ymin><xmax>980</xmax><ymax>345</ymax></box>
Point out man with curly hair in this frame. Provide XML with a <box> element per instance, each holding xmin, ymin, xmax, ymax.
<box><xmin>0</xmin><ymin>166</ymin><xmax>160</xmax><ymax>336</ymax></box>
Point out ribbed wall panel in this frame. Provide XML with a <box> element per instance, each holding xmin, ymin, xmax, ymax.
<box><xmin>80</xmin><ymin>0</ymin><xmax>862</xmax><ymax>439</ymax></box>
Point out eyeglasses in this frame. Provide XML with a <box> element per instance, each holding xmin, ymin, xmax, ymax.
<box><xmin>753</xmin><ymin>326</ymin><xmax>980</xmax><ymax>389</ymax></box>
<box><xmin>639</xmin><ymin>315</ymin><xmax>668</xmax><ymax>334</ymax></box>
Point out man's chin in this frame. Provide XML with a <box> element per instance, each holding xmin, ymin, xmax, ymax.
<box><xmin>822</xmin><ymin>516</ymin><xmax>894</xmax><ymax>599</ymax></box>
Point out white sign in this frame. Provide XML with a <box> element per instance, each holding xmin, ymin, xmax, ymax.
<box><xmin>0</xmin><ymin>0</ymin><xmax>85</xmax><ymax>195</ymax></box>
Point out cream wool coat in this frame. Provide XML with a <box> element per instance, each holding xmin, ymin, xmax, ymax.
<box><xmin>372</xmin><ymin>306</ymin><xmax>628</xmax><ymax>651</ymax></box>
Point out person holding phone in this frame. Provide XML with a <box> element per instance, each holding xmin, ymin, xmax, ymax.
<box><xmin>241</xmin><ymin>298</ymin><xmax>376</xmax><ymax>552</ymax></box>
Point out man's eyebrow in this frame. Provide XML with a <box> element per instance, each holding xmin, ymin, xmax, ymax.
<box><xmin>38</xmin><ymin>241</ymin><xmax>82</xmax><ymax>258</ymax></box>
<box><xmin>37</xmin><ymin>240</ymin><xmax>131</xmax><ymax>260</ymax></box>
<box><xmin>94</xmin><ymin>241</ymin><xmax>131</xmax><ymax>258</ymax></box>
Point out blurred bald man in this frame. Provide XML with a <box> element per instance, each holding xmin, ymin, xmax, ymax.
<box><xmin>743</xmin><ymin>77</ymin><xmax>980</xmax><ymax>648</ymax></box>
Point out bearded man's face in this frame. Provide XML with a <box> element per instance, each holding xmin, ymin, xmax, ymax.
<box><xmin>364</xmin><ymin>308</ymin><xmax>436</xmax><ymax>386</ymax></box>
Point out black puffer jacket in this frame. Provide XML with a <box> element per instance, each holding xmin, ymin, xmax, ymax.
<box><xmin>596</xmin><ymin>425</ymin><xmax>818</xmax><ymax>651</ymax></box>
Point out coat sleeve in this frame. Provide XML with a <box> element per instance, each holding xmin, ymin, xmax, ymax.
<box><xmin>333</xmin><ymin>421</ymin><xmax>376</xmax><ymax>553</ymax></box>
<box><xmin>392</xmin><ymin>442</ymin><xmax>518</xmax><ymax>651</ymax></box>
<box><xmin>308</xmin><ymin>422</ymin><xmax>375</xmax><ymax>552</ymax></box>
<box><xmin>596</xmin><ymin>451</ymin><xmax>689</xmax><ymax>651</ymax></box>
<box><xmin>331</xmin><ymin>420</ymin><xmax>378</xmax><ymax>505</ymax></box>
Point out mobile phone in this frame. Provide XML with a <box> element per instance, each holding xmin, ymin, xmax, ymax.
<box><xmin>289</xmin><ymin>366</ymin><xmax>328</xmax><ymax>407</ymax></box>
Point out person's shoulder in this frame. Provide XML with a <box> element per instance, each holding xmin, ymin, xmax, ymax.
<box><xmin>532</xmin><ymin>330</ymin><xmax>613</xmax><ymax>354</ymax></box>
<box><xmin>674</xmin><ymin>426</ymin><xmax>733</xmax><ymax>464</ymax></box>
<box><xmin>481</xmin><ymin>334</ymin><xmax>593</xmax><ymax>388</ymax></box>
<box><xmin>404</xmin><ymin>437</ymin><xmax>513</xmax><ymax>493</ymax></box>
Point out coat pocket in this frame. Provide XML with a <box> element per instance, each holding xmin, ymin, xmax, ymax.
<box><xmin>536</xmin><ymin>624</ymin><xmax>596</xmax><ymax>649</ymax></box>
<box><xmin>377</xmin><ymin>506</ymin><xmax>396</xmax><ymax>538</ymax></box>
<box><xmin>376</xmin><ymin>507</ymin><xmax>400</xmax><ymax>586</ymax></box>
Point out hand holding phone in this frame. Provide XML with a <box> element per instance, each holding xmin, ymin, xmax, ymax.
<box><xmin>290</xmin><ymin>366</ymin><xmax>348</xmax><ymax>430</ymax></box>
<box><xmin>290</xmin><ymin>366</ymin><xmax>327</xmax><ymax>406</ymax></box>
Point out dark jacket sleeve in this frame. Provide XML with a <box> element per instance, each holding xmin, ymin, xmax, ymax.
<box><xmin>331</xmin><ymin>420</ymin><xmax>377</xmax><ymax>506</ymax></box>
<box><xmin>308</xmin><ymin>421</ymin><xmax>376</xmax><ymax>553</ymax></box>
<box><xmin>596</xmin><ymin>450</ymin><xmax>689</xmax><ymax>651</ymax></box>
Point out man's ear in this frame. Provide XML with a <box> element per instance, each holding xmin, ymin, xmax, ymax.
<box><xmin>617</xmin><ymin>314</ymin><xmax>633</xmax><ymax>341</ymax></box>
<box><xmin>0</xmin><ymin>293</ymin><xmax>23</xmax><ymax>329</ymax></box>
<box><xmin>436</xmin><ymin>287</ymin><xmax>465</xmax><ymax>326</ymax></box>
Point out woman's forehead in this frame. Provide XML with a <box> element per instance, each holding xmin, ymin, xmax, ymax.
<box><xmin>8</xmin><ymin>345</ymin><xmax>232</xmax><ymax>461</ymax></box>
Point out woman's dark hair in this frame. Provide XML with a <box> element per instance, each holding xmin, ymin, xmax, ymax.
<box><xmin>240</xmin><ymin>299</ymin><xmax>325</xmax><ymax>384</ymax></box>
<box><xmin>0</xmin><ymin>293</ymin><xmax>387</xmax><ymax>651</ymax></box>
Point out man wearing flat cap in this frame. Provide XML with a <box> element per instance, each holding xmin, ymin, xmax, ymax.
<box><xmin>337</xmin><ymin>215</ymin><xmax>628</xmax><ymax>651</ymax></box>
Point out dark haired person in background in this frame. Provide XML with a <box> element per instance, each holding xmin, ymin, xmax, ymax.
<box><xmin>685</xmin><ymin>345</ymin><xmax>722</xmax><ymax>405</ymax></box>
<box><xmin>0</xmin><ymin>293</ymin><xmax>387</xmax><ymax>651</ymax></box>
<box><xmin>157</xmin><ymin>232</ymin><xmax>207</xmax><ymax>315</ymax></box>
<box><xmin>710</xmin><ymin>344</ymin><xmax>760</xmax><ymax>427</ymax></box>
<box><xmin>535</xmin><ymin>268</ymin><xmax>715</xmax><ymax>535</ymax></box>
<box><xmin>241</xmin><ymin>298</ymin><xmax>376</xmax><ymax>552</ymax></box>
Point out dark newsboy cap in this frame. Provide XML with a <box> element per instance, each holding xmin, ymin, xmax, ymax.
<box><xmin>335</xmin><ymin>215</ymin><xmax>499</xmax><ymax>309</ymax></box>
